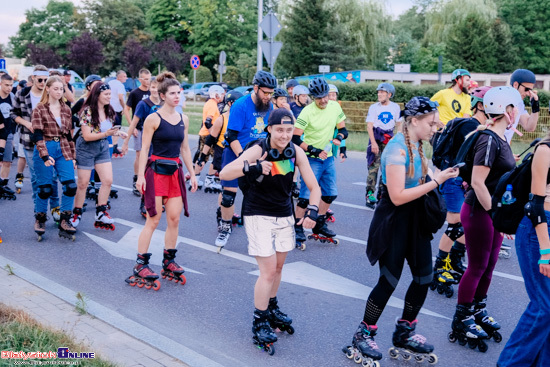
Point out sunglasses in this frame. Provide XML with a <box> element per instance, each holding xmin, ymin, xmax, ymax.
<box><xmin>259</xmin><ymin>88</ymin><xmax>274</xmax><ymax>97</ymax></box>
<box><xmin>519</xmin><ymin>83</ymin><xmax>532</xmax><ymax>92</ymax></box>
<box><xmin>36</xmin><ymin>78</ymin><xmax>47</xmax><ymax>83</ymax></box>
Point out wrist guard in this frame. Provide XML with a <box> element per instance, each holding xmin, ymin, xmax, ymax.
<box><xmin>530</xmin><ymin>98</ymin><xmax>540</xmax><ymax>113</ymax></box>
<box><xmin>340</xmin><ymin>146</ymin><xmax>347</xmax><ymax>158</ymax></box>
<box><xmin>305</xmin><ymin>204</ymin><xmax>319</xmax><ymax>222</ymax></box>
<box><xmin>307</xmin><ymin>145</ymin><xmax>322</xmax><ymax>158</ymax></box>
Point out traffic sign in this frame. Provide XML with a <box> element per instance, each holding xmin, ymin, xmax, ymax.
<box><xmin>190</xmin><ymin>55</ymin><xmax>200</xmax><ymax>70</ymax></box>
<box><xmin>260</xmin><ymin>11</ymin><xmax>281</xmax><ymax>39</ymax></box>
<box><xmin>219</xmin><ymin>51</ymin><xmax>226</xmax><ymax>66</ymax></box>
<box><xmin>260</xmin><ymin>40</ymin><xmax>283</xmax><ymax>68</ymax></box>
<box><xmin>319</xmin><ymin>65</ymin><xmax>330</xmax><ymax>73</ymax></box>
<box><xmin>0</xmin><ymin>59</ymin><xmax>6</xmax><ymax>70</ymax></box>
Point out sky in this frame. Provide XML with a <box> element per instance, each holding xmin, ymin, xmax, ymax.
<box><xmin>0</xmin><ymin>0</ymin><xmax>414</xmax><ymax>48</ymax></box>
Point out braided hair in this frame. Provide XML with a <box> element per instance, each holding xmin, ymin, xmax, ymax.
<box><xmin>402</xmin><ymin>116</ymin><xmax>428</xmax><ymax>179</ymax></box>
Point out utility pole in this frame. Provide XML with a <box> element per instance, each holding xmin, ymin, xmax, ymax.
<box><xmin>257</xmin><ymin>0</ymin><xmax>263</xmax><ymax>71</ymax></box>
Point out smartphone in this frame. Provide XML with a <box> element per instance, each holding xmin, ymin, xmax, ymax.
<box><xmin>111</xmin><ymin>126</ymin><xmax>121</xmax><ymax>130</ymax></box>
<box><xmin>452</xmin><ymin>162</ymin><xmax>465</xmax><ymax>169</ymax></box>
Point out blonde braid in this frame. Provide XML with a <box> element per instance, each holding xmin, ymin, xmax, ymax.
<box><xmin>402</xmin><ymin>118</ymin><xmax>415</xmax><ymax>178</ymax></box>
<box><xmin>418</xmin><ymin>140</ymin><xmax>428</xmax><ymax>177</ymax></box>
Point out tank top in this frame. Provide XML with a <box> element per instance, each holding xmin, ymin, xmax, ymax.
<box><xmin>150</xmin><ymin>112</ymin><xmax>185</xmax><ymax>158</ymax></box>
<box><xmin>242</xmin><ymin>140</ymin><xmax>296</xmax><ymax>217</ymax></box>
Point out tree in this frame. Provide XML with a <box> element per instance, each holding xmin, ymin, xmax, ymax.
<box><xmin>389</xmin><ymin>29</ymin><xmax>421</xmax><ymax>67</ymax></box>
<box><xmin>123</xmin><ymin>38</ymin><xmax>152</xmax><ymax>77</ymax></box>
<box><xmin>499</xmin><ymin>0</ymin><xmax>550</xmax><ymax>73</ymax></box>
<box><xmin>194</xmin><ymin>66</ymin><xmax>213</xmax><ymax>82</ymax></box>
<box><xmin>220</xmin><ymin>65</ymin><xmax>241</xmax><ymax>87</ymax></box>
<box><xmin>393</xmin><ymin>6</ymin><xmax>428</xmax><ymax>44</ymax></box>
<box><xmin>27</xmin><ymin>44</ymin><xmax>63</xmax><ymax>68</ymax></box>
<box><xmin>313</xmin><ymin>21</ymin><xmax>367</xmax><ymax>72</ymax></box>
<box><xmin>235</xmin><ymin>52</ymin><xmax>257</xmax><ymax>85</ymax></box>
<box><xmin>151</xmin><ymin>38</ymin><xmax>190</xmax><ymax>75</ymax></box>
<box><xmin>68</xmin><ymin>32</ymin><xmax>104</xmax><ymax>76</ymax></box>
<box><xmin>9</xmin><ymin>0</ymin><xmax>79</xmax><ymax>60</ymax></box>
<box><xmin>147</xmin><ymin>0</ymin><xmax>189</xmax><ymax>44</ymax></box>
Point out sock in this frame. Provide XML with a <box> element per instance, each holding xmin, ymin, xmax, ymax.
<box><xmin>438</xmin><ymin>249</ymin><xmax>449</xmax><ymax>259</ymax></box>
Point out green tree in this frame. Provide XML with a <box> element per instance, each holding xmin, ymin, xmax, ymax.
<box><xmin>499</xmin><ymin>0</ymin><xmax>550</xmax><ymax>73</ymax></box>
<box><xmin>235</xmin><ymin>52</ymin><xmax>257</xmax><ymax>85</ymax></box>
<box><xmin>393</xmin><ymin>6</ymin><xmax>427</xmax><ymax>44</ymax></box>
<box><xmin>194</xmin><ymin>65</ymin><xmax>213</xmax><ymax>82</ymax></box>
<box><xmin>220</xmin><ymin>65</ymin><xmax>241</xmax><ymax>87</ymax></box>
<box><xmin>412</xmin><ymin>43</ymin><xmax>453</xmax><ymax>73</ymax></box>
<box><xmin>146</xmin><ymin>0</ymin><xmax>189</xmax><ymax>44</ymax></box>
<box><xmin>9</xmin><ymin>0</ymin><xmax>79</xmax><ymax>60</ymax></box>
<box><xmin>389</xmin><ymin>29</ymin><xmax>421</xmax><ymax>67</ymax></box>
<box><xmin>313</xmin><ymin>21</ymin><xmax>367</xmax><ymax>72</ymax></box>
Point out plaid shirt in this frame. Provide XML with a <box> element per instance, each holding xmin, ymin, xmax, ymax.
<box><xmin>13</xmin><ymin>87</ymin><xmax>35</xmax><ymax>150</ymax></box>
<box><xmin>31</xmin><ymin>103</ymin><xmax>75</xmax><ymax>161</ymax></box>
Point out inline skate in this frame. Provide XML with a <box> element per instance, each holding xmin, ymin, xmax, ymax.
<box><xmin>252</xmin><ymin>309</ymin><xmax>277</xmax><ymax>356</ymax></box>
<box><xmin>15</xmin><ymin>173</ymin><xmax>23</xmax><ymax>194</ymax></box>
<box><xmin>70</xmin><ymin>207</ymin><xmax>83</xmax><ymax>228</ymax></box>
<box><xmin>132</xmin><ymin>175</ymin><xmax>141</xmax><ymax>196</ymax></box>
<box><xmin>295</xmin><ymin>222</ymin><xmax>307</xmax><ymax>251</ymax></box>
<box><xmin>86</xmin><ymin>182</ymin><xmax>97</xmax><ymax>201</ymax></box>
<box><xmin>161</xmin><ymin>249</ymin><xmax>186</xmax><ymax>285</ymax></box>
<box><xmin>216</xmin><ymin>219</ymin><xmax>232</xmax><ymax>253</ymax></box>
<box><xmin>94</xmin><ymin>205</ymin><xmax>115</xmax><ymax>230</ymax></box>
<box><xmin>365</xmin><ymin>190</ymin><xmax>377</xmax><ymax>209</ymax></box>
<box><xmin>0</xmin><ymin>179</ymin><xmax>16</xmax><ymax>200</ymax></box>
<box><xmin>430</xmin><ymin>255</ymin><xmax>458</xmax><ymax>298</ymax></box>
<box><xmin>268</xmin><ymin>297</ymin><xmax>294</xmax><ymax>334</ymax></box>
<box><xmin>326</xmin><ymin>208</ymin><xmax>336</xmax><ymax>223</ymax></box>
<box><xmin>308</xmin><ymin>214</ymin><xmax>339</xmax><ymax>245</ymax></box>
<box><xmin>449</xmin><ymin>242</ymin><xmax>467</xmax><ymax>279</ymax></box>
<box><xmin>389</xmin><ymin>319</ymin><xmax>438</xmax><ymax>364</ymax></box>
<box><xmin>51</xmin><ymin>206</ymin><xmax>60</xmax><ymax>226</ymax></box>
<box><xmin>473</xmin><ymin>297</ymin><xmax>502</xmax><ymax>343</ymax></box>
<box><xmin>343</xmin><ymin>322</ymin><xmax>382</xmax><ymax>367</ymax></box>
<box><xmin>125</xmin><ymin>253</ymin><xmax>161</xmax><ymax>290</ymax></box>
<box><xmin>189</xmin><ymin>179</ymin><xmax>203</xmax><ymax>191</ymax></box>
<box><xmin>204</xmin><ymin>174</ymin><xmax>221</xmax><ymax>193</ymax></box>
<box><xmin>499</xmin><ymin>243</ymin><xmax>512</xmax><ymax>259</ymax></box>
<box><xmin>109</xmin><ymin>188</ymin><xmax>118</xmax><ymax>199</ymax></box>
<box><xmin>34</xmin><ymin>212</ymin><xmax>47</xmax><ymax>241</ymax></box>
<box><xmin>140</xmin><ymin>200</ymin><xmax>147</xmax><ymax>219</ymax></box>
<box><xmin>58</xmin><ymin>211</ymin><xmax>76</xmax><ymax>241</ymax></box>
<box><xmin>449</xmin><ymin>304</ymin><xmax>489</xmax><ymax>352</ymax></box>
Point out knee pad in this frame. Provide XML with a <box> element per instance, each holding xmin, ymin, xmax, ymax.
<box><xmin>38</xmin><ymin>184</ymin><xmax>53</xmax><ymax>199</ymax></box>
<box><xmin>321</xmin><ymin>195</ymin><xmax>337</xmax><ymax>204</ymax></box>
<box><xmin>221</xmin><ymin>190</ymin><xmax>236</xmax><ymax>208</ymax></box>
<box><xmin>445</xmin><ymin>222</ymin><xmax>464</xmax><ymax>241</ymax></box>
<box><xmin>62</xmin><ymin>180</ymin><xmax>77</xmax><ymax>197</ymax></box>
<box><xmin>297</xmin><ymin>198</ymin><xmax>309</xmax><ymax>209</ymax></box>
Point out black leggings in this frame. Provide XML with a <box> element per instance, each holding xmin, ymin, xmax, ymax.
<box><xmin>363</xmin><ymin>229</ymin><xmax>433</xmax><ymax>326</ymax></box>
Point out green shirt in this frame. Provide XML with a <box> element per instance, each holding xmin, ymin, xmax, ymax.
<box><xmin>295</xmin><ymin>100</ymin><xmax>346</xmax><ymax>157</ymax></box>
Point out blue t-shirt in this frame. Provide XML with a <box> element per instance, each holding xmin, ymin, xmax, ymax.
<box><xmin>135</xmin><ymin>99</ymin><xmax>161</xmax><ymax>130</ymax></box>
<box><xmin>381</xmin><ymin>133</ymin><xmax>423</xmax><ymax>189</ymax></box>
<box><xmin>226</xmin><ymin>94</ymin><xmax>271</xmax><ymax>149</ymax></box>
<box><xmin>290</xmin><ymin>102</ymin><xmax>304</xmax><ymax>119</ymax></box>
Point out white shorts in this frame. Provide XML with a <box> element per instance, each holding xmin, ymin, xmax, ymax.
<box><xmin>244</xmin><ymin>215</ymin><xmax>295</xmax><ymax>257</ymax></box>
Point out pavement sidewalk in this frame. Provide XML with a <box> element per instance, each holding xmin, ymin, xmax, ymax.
<box><xmin>0</xmin><ymin>266</ymin><xmax>189</xmax><ymax>367</ymax></box>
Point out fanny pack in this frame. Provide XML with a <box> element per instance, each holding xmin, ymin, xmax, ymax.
<box><xmin>151</xmin><ymin>159</ymin><xmax>179</xmax><ymax>175</ymax></box>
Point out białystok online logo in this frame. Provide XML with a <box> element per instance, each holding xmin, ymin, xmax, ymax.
<box><xmin>1</xmin><ymin>348</ymin><xmax>95</xmax><ymax>360</ymax></box>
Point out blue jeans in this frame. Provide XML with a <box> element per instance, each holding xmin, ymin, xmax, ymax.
<box><xmin>24</xmin><ymin>148</ymin><xmax>59</xmax><ymax>211</ymax></box>
<box><xmin>497</xmin><ymin>213</ymin><xmax>550</xmax><ymax>367</ymax></box>
<box><xmin>299</xmin><ymin>156</ymin><xmax>337</xmax><ymax>199</ymax></box>
<box><xmin>33</xmin><ymin>142</ymin><xmax>74</xmax><ymax>213</ymax></box>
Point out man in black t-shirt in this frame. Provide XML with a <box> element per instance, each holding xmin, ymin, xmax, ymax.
<box><xmin>0</xmin><ymin>73</ymin><xmax>17</xmax><ymax>197</ymax></box>
<box><xmin>123</xmin><ymin>69</ymin><xmax>151</xmax><ymax>192</ymax></box>
<box><xmin>62</xmin><ymin>70</ymin><xmax>75</xmax><ymax>108</ymax></box>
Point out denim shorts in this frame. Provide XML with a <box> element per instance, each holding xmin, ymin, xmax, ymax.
<box><xmin>299</xmin><ymin>156</ymin><xmax>337</xmax><ymax>199</ymax></box>
<box><xmin>75</xmin><ymin>136</ymin><xmax>111</xmax><ymax>170</ymax></box>
<box><xmin>440</xmin><ymin>177</ymin><xmax>465</xmax><ymax>213</ymax></box>
<box><xmin>3</xmin><ymin>134</ymin><xmax>14</xmax><ymax>162</ymax></box>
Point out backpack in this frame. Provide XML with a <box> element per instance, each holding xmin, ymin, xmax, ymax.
<box><xmin>432</xmin><ymin>118</ymin><xmax>477</xmax><ymax>170</ymax></box>
<box><xmin>491</xmin><ymin>142</ymin><xmax>550</xmax><ymax>234</ymax></box>
<box><xmin>456</xmin><ymin>129</ymin><xmax>501</xmax><ymax>185</ymax></box>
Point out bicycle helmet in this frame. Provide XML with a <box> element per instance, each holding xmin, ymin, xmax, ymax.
<box><xmin>328</xmin><ymin>84</ymin><xmax>339</xmax><ymax>94</ymax></box>
<box><xmin>403</xmin><ymin>97</ymin><xmax>439</xmax><ymax>117</ymax></box>
<box><xmin>376</xmin><ymin>83</ymin><xmax>395</xmax><ymax>98</ymax></box>
<box><xmin>292</xmin><ymin>85</ymin><xmax>310</xmax><ymax>97</ymax></box>
<box><xmin>510</xmin><ymin>69</ymin><xmax>536</xmax><ymax>86</ymax></box>
<box><xmin>252</xmin><ymin>71</ymin><xmax>277</xmax><ymax>88</ymax></box>
<box><xmin>85</xmin><ymin>74</ymin><xmax>102</xmax><ymax>89</ymax></box>
<box><xmin>451</xmin><ymin>69</ymin><xmax>470</xmax><ymax>81</ymax></box>
<box><xmin>308</xmin><ymin>78</ymin><xmax>329</xmax><ymax>98</ymax></box>
<box><xmin>273</xmin><ymin>88</ymin><xmax>289</xmax><ymax>99</ymax></box>
<box><xmin>224</xmin><ymin>90</ymin><xmax>244</xmax><ymax>105</ymax></box>
<box><xmin>469</xmin><ymin>86</ymin><xmax>492</xmax><ymax>109</ymax></box>
<box><xmin>208</xmin><ymin>85</ymin><xmax>225</xmax><ymax>98</ymax></box>
<box><xmin>286</xmin><ymin>79</ymin><xmax>299</xmax><ymax>89</ymax></box>
<box><xmin>483</xmin><ymin>86</ymin><xmax>522</xmax><ymax>115</ymax></box>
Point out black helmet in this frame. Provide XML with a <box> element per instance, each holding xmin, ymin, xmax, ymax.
<box><xmin>85</xmin><ymin>74</ymin><xmax>101</xmax><ymax>89</ymax></box>
<box><xmin>224</xmin><ymin>90</ymin><xmax>244</xmax><ymax>105</ymax></box>
<box><xmin>252</xmin><ymin>70</ymin><xmax>277</xmax><ymax>89</ymax></box>
<box><xmin>273</xmin><ymin>88</ymin><xmax>289</xmax><ymax>99</ymax></box>
<box><xmin>285</xmin><ymin>79</ymin><xmax>299</xmax><ymax>89</ymax></box>
<box><xmin>308</xmin><ymin>77</ymin><xmax>329</xmax><ymax>98</ymax></box>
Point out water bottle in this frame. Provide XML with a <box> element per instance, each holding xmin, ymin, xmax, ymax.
<box><xmin>324</xmin><ymin>143</ymin><xmax>332</xmax><ymax>153</ymax></box>
<box><xmin>501</xmin><ymin>184</ymin><xmax>516</xmax><ymax>205</ymax></box>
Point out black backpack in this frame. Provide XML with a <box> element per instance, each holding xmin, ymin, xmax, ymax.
<box><xmin>432</xmin><ymin>118</ymin><xmax>477</xmax><ymax>170</ymax></box>
<box><xmin>456</xmin><ymin>129</ymin><xmax>501</xmax><ymax>185</ymax></box>
<box><xmin>491</xmin><ymin>142</ymin><xmax>550</xmax><ymax>234</ymax></box>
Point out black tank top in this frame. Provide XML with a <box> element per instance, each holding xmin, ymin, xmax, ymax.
<box><xmin>151</xmin><ymin>112</ymin><xmax>185</xmax><ymax>158</ymax></box>
<box><xmin>242</xmin><ymin>140</ymin><xmax>296</xmax><ymax>217</ymax></box>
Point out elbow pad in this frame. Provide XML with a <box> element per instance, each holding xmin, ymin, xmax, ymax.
<box><xmin>291</xmin><ymin>134</ymin><xmax>303</xmax><ymax>146</ymax></box>
<box><xmin>225</xmin><ymin>129</ymin><xmax>239</xmax><ymax>145</ymax></box>
<box><xmin>204</xmin><ymin>134</ymin><xmax>217</xmax><ymax>148</ymax></box>
<box><xmin>33</xmin><ymin>129</ymin><xmax>44</xmax><ymax>142</ymax></box>
<box><xmin>525</xmin><ymin>194</ymin><xmax>547</xmax><ymax>227</ymax></box>
<box><xmin>335</xmin><ymin>127</ymin><xmax>348</xmax><ymax>141</ymax></box>
<box><xmin>204</xmin><ymin>117</ymin><xmax>213</xmax><ymax>129</ymax></box>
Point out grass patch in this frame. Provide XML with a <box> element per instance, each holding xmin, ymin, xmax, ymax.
<box><xmin>75</xmin><ymin>292</ymin><xmax>88</xmax><ymax>315</ymax></box>
<box><xmin>0</xmin><ymin>303</ymin><xmax>116</xmax><ymax>366</ymax></box>
<box><xmin>4</xmin><ymin>264</ymin><xmax>14</xmax><ymax>275</ymax></box>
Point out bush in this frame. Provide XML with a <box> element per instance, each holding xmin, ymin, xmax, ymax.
<box><xmin>220</xmin><ymin>65</ymin><xmax>241</xmax><ymax>87</ymax></box>
<box><xmin>194</xmin><ymin>66</ymin><xmax>213</xmax><ymax>83</ymax></box>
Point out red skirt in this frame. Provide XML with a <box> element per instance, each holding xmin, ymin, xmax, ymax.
<box><xmin>150</xmin><ymin>155</ymin><xmax>181</xmax><ymax>198</ymax></box>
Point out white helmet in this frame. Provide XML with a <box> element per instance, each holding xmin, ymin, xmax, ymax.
<box><xmin>209</xmin><ymin>85</ymin><xmax>225</xmax><ymax>99</ymax></box>
<box><xmin>328</xmin><ymin>84</ymin><xmax>339</xmax><ymax>94</ymax></box>
<box><xmin>292</xmin><ymin>85</ymin><xmax>310</xmax><ymax>97</ymax></box>
<box><xmin>483</xmin><ymin>86</ymin><xmax>522</xmax><ymax>115</ymax></box>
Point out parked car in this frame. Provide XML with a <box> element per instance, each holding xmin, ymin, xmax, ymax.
<box><xmin>184</xmin><ymin>82</ymin><xmax>219</xmax><ymax>99</ymax></box>
<box><xmin>233</xmin><ymin>85</ymin><xmax>254</xmax><ymax>95</ymax></box>
<box><xmin>53</xmin><ymin>69</ymin><xmax>85</xmax><ymax>98</ymax></box>
<box><xmin>181</xmin><ymin>82</ymin><xmax>192</xmax><ymax>91</ymax></box>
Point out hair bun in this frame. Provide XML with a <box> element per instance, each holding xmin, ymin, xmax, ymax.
<box><xmin>156</xmin><ymin>72</ymin><xmax>176</xmax><ymax>84</ymax></box>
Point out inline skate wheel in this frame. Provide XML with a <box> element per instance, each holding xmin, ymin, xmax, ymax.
<box><xmin>320</xmin><ymin>239</ymin><xmax>326</xmax><ymax>243</ymax></box>
<box><xmin>430</xmin><ymin>282</ymin><xmax>437</xmax><ymax>291</ymax></box>
<box><xmin>401</xmin><ymin>352</ymin><xmax>411</xmax><ymax>361</ymax></box>
<box><xmin>478</xmin><ymin>340</ymin><xmax>488</xmax><ymax>353</ymax></box>
<box><xmin>127</xmin><ymin>277</ymin><xmax>137</xmax><ymax>286</ymax></box>
<box><xmin>415</xmin><ymin>355</ymin><xmax>424</xmax><ymax>363</ymax></box>
<box><xmin>145</xmin><ymin>283</ymin><xmax>152</xmax><ymax>290</ymax></box>
<box><xmin>493</xmin><ymin>331</ymin><xmax>502</xmax><ymax>343</ymax></box>
<box><xmin>137</xmin><ymin>280</ymin><xmax>144</xmax><ymax>288</ymax></box>
<box><xmin>333</xmin><ymin>238</ymin><xmax>340</xmax><ymax>245</ymax></box>
<box><xmin>437</xmin><ymin>286</ymin><xmax>445</xmax><ymax>295</ymax></box>
<box><xmin>447</xmin><ymin>331</ymin><xmax>457</xmax><ymax>343</ymax></box>
<box><xmin>153</xmin><ymin>280</ymin><xmax>161</xmax><ymax>291</ymax></box>
<box><xmin>428</xmin><ymin>353</ymin><xmax>438</xmax><ymax>364</ymax></box>
<box><xmin>286</xmin><ymin>325</ymin><xmax>295</xmax><ymax>335</ymax></box>
<box><xmin>388</xmin><ymin>347</ymin><xmax>399</xmax><ymax>359</ymax></box>
<box><xmin>343</xmin><ymin>346</ymin><xmax>354</xmax><ymax>359</ymax></box>
<box><xmin>307</xmin><ymin>234</ymin><xmax>314</xmax><ymax>241</ymax></box>
<box><xmin>179</xmin><ymin>275</ymin><xmax>187</xmax><ymax>285</ymax></box>
<box><xmin>267</xmin><ymin>344</ymin><xmax>275</xmax><ymax>356</ymax></box>
<box><xmin>354</xmin><ymin>353</ymin><xmax>362</xmax><ymax>363</ymax></box>
<box><xmin>445</xmin><ymin>286</ymin><xmax>454</xmax><ymax>298</ymax></box>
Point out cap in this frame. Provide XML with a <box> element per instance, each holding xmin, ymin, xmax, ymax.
<box><xmin>63</xmin><ymin>70</ymin><xmax>71</xmax><ymax>76</ymax></box>
<box><xmin>264</xmin><ymin>108</ymin><xmax>295</xmax><ymax>132</ymax></box>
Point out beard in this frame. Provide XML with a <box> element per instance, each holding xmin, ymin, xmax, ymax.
<box><xmin>462</xmin><ymin>87</ymin><xmax>469</xmax><ymax>94</ymax></box>
<box><xmin>254</xmin><ymin>95</ymin><xmax>271</xmax><ymax>112</ymax></box>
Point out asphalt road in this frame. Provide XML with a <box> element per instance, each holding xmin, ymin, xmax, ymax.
<box><xmin>0</xmin><ymin>141</ymin><xmax>526</xmax><ymax>367</ymax></box>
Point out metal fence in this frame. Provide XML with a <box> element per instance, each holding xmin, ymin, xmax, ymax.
<box><xmin>340</xmin><ymin>101</ymin><xmax>550</xmax><ymax>143</ymax></box>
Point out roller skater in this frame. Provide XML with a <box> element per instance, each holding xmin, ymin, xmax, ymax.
<box><xmin>449</xmin><ymin>304</ymin><xmax>489</xmax><ymax>352</ymax></box>
<box><xmin>34</xmin><ymin>212</ymin><xmax>47</xmax><ymax>241</ymax></box>
<box><xmin>0</xmin><ymin>181</ymin><xmax>16</xmax><ymax>200</ymax></box>
<box><xmin>70</xmin><ymin>207</ymin><xmax>83</xmax><ymax>228</ymax></box>
<box><xmin>343</xmin><ymin>322</ymin><xmax>382</xmax><ymax>367</ymax></box>
<box><xmin>215</xmin><ymin>219</ymin><xmax>232</xmax><ymax>253</ymax></box>
<box><xmin>204</xmin><ymin>174</ymin><xmax>221</xmax><ymax>193</ymax></box>
<box><xmin>389</xmin><ymin>319</ymin><xmax>438</xmax><ymax>364</ymax></box>
<box><xmin>125</xmin><ymin>253</ymin><xmax>161</xmax><ymax>290</ymax></box>
<box><xmin>307</xmin><ymin>214</ymin><xmax>340</xmax><ymax>245</ymax></box>
<box><xmin>58</xmin><ymin>211</ymin><xmax>76</xmax><ymax>241</ymax></box>
<box><xmin>50</xmin><ymin>206</ymin><xmax>60</xmax><ymax>225</ymax></box>
<box><xmin>473</xmin><ymin>297</ymin><xmax>502</xmax><ymax>342</ymax></box>
<box><xmin>132</xmin><ymin>175</ymin><xmax>141</xmax><ymax>196</ymax></box>
<box><xmin>94</xmin><ymin>205</ymin><xmax>115</xmax><ymax>230</ymax></box>
<box><xmin>161</xmin><ymin>248</ymin><xmax>186</xmax><ymax>285</ymax></box>
<box><xmin>14</xmin><ymin>173</ymin><xmax>23</xmax><ymax>193</ymax></box>
<box><xmin>268</xmin><ymin>296</ymin><xmax>294</xmax><ymax>334</ymax></box>
<box><xmin>430</xmin><ymin>255</ymin><xmax>459</xmax><ymax>298</ymax></box>
<box><xmin>252</xmin><ymin>309</ymin><xmax>277</xmax><ymax>356</ymax></box>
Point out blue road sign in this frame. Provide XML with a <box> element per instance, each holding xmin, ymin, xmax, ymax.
<box><xmin>190</xmin><ymin>55</ymin><xmax>200</xmax><ymax>70</ymax></box>
<box><xmin>0</xmin><ymin>59</ymin><xmax>6</xmax><ymax>70</ymax></box>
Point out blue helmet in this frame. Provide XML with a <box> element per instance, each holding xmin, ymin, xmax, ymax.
<box><xmin>510</xmin><ymin>69</ymin><xmax>536</xmax><ymax>87</ymax></box>
<box><xmin>273</xmin><ymin>88</ymin><xmax>289</xmax><ymax>99</ymax></box>
<box><xmin>85</xmin><ymin>74</ymin><xmax>101</xmax><ymax>89</ymax></box>
<box><xmin>286</xmin><ymin>79</ymin><xmax>299</xmax><ymax>89</ymax></box>
<box><xmin>308</xmin><ymin>78</ymin><xmax>329</xmax><ymax>98</ymax></box>
<box><xmin>376</xmin><ymin>83</ymin><xmax>395</xmax><ymax>98</ymax></box>
<box><xmin>252</xmin><ymin>70</ymin><xmax>277</xmax><ymax>89</ymax></box>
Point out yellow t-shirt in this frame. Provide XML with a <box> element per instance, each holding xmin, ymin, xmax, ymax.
<box><xmin>431</xmin><ymin>88</ymin><xmax>471</xmax><ymax>125</ymax></box>
<box><xmin>216</xmin><ymin>112</ymin><xmax>229</xmax><ymax>148</ymax></box>
<box><xmin>199</xmin><ymin>99</ymin><xmax>221</xmax><ymax>136</ymax></box>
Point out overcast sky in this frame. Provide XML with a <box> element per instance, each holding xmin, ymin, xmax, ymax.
<box><xmin>0</xmin><ymin>0</ymin><xmax>414</xmax><ymax>47</ymax></box>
